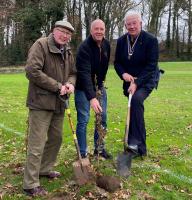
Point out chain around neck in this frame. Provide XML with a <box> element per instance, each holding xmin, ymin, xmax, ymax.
<box><xmin>127</xmin><ymin>33</ymin><xmax>140</xmax><ymax>59</ymax></box>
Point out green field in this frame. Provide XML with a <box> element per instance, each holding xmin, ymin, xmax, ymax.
<box><xmin>0</xmin><ymin>62</ymin><xmax>192</xmax><ymax>199</ymax></box>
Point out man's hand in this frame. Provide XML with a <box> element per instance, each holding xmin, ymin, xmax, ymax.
<box><xmin>60</xmin><ymin>85</ymin><xmax>67</xmax><ymax>95</ymax></box>
<box><xmin>128</xmin><ymin>82</ymin><xmax>137</xmax><ymax>95</ymax></box>
<box><xmin>122</xmin><ymin>73</ymin><xmax>135</xmax><ymax>82</ymax></box>
<box><xmin>90</xmin><ymin>98</ymin><xmax>102</xmax><ymax>113</ymax></box>
<box><xmin>65</xmin><ymin>83</ymin><xmax>75</xmax><ymax>94</ymax></box>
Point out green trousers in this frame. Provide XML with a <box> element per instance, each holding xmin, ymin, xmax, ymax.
<box><xmin>23</xmin><ymin>109</ymin><xmax>64</xmax><ymax>189</ymax></box>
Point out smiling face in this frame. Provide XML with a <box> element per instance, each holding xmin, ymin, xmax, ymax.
<box><xmin>53</xmin><ymin>27</ymin><xmax>72</xmax><ymax>46</ymax></box>
<box><xmin>125</xmin><ymin>14</ymin><xmax>142</xmax><ymax>37</ymax></box>
<box><xmin>90</xmin><ymin>19</ymin><xmax>105</xmax><ymax>45</ymax></box>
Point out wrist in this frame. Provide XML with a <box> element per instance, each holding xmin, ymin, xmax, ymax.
<box><xmin>57</xmin><ymin>82</ymin><xmax>62</xmax><ymax>91</ymax></box>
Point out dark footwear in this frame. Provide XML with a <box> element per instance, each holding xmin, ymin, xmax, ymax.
<box><xmin>94</xmin><ymin>149</ymin><xmax>113</xmax><ymax>159</ymax></box>
<box><xmin>23</xmin><ymin>186</ymin><xmax>48</xmax><ymax>197</ymax></box>
<box><xmin>40</xmin><ymin>171</ymin><xmax>61</xmax><ymax>179</ymax></box>
<box><xmin>81</xmin><ymin>153</ymin><xmax>88</xmax><ymax>158</ymax></box>
<box><xmin>127</xmin><ymin>145</ymin><xmax>146</xmax><ymax>159</ymax></box>
<box><xmin>128</xmin><ymin>150</ymin><xmax>146</xmax><ymax>159</ymax></box>
<box><xmin>81</xmin><ymin>154</ymin><xmax>87</xmax><ymax>158</ymax></box>
<box><xmin>127</xmin><ymin>145</ymin><xmax>138</xmax><ymax>154</ymax></box>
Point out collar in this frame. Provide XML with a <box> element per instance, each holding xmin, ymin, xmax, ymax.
<box><xmin>126</xmin><ymin>30</ymin><xmax>144</xmax><ymax>45</ymax></box>
<box><xmin>87</xmin><ymin>35</ymin><xmax>105</xmax><ymax>48</ymax></box>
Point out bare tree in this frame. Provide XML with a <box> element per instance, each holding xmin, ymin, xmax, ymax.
<box><xmin>66</xmin><ymin>0</ymin><xmax>82</xmax><ymax>47</ymax></box>
<box><xmin>147</xmin><ymin>0</ymin><xmax>169</xmax><ymax>36</ymax></box>
<box><xmin>165</xmin><ymin>0</ymin><xmax>171</xmax><ymax>52</ymax></box>
<box><xmin>82</xmin><ymin>0</ymin><xmax>94</xmax><ymax>37</ymax></box>
<box><xmin>185</xmin><ymin>0</ymin><xmax>192</xmax><ymax>58</ymax></box>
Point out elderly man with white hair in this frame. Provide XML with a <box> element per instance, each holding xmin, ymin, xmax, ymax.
<box><xmin>23</xmin><ymin>20</ymin><xmax>76</xmax><ymax>197</ymax></box>
<box><xmin>114</xmin><ymin>11</ymin><xmax>159</xmax><ymax>158</ymax></box>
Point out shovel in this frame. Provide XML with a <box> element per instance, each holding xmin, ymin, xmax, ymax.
<box><xmin>62</xmin><ymin>97</ymin><xmax>95</xmax><ymax>185</ymax></box>
<box><xmin>116</xmin><ymin>93</ymin><xmax>133</xmax><ymax>177</ymax></box>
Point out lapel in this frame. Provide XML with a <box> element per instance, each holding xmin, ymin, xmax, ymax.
<box><xmin>128</xmin><ymin>31</ymin><xmax>145</xmax><ymax>60</ymax></box>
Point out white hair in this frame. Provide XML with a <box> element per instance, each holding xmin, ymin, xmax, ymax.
<box><xmin>124</xmin><ymin>11</ymin><xmax>142</xmax><ymax>23</ymax></box>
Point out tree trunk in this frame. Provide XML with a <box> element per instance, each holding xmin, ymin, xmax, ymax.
<box><xmin>83</xmin><ymin>0</ymin><xmax>93</xmax><ymax>37</ymax></box>
<box><xmin>166</xmin><ymin>0</ymin><xmax>171</xmax><ymax>52</ymax></box>
<box><xmin>171</xmin><ymin>0</ymin><xmax>177</xmax><ymax>52</ymax></box>
<box><xmin>187</xmin><ymin>0</ymin><xmax>192</xmax><ymax>59</ymax></box>
<box><xmin>176</xmin><ymin>13</ymin><xmax>180</xmax><ymax>57</ymax></box>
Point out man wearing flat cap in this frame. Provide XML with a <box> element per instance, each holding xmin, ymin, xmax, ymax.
<box><xmin>23</xmin><ymin>20</ymin><xmax>76</xmax><ymax>197</ymax></box>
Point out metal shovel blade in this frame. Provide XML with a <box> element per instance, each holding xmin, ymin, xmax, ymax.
<box><xmin>72</xmin><ymin>158</ymin><xmax>95</xmax><ymax>185</ymax></box>
<box><xmin>116</xmin><ymin>151</ymin><xmax>132</xmax><ymax>177</ymax></box>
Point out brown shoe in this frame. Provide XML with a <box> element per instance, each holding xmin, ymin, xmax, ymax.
<box><xmin>23</xmin><ymin>186</ymin><xmax>48</xmax><ymax>197</ymax></box>
<box><xmin>40</xmin><ymin>171</ymin><xmax>61</xmax><ymax>179</ymax></box>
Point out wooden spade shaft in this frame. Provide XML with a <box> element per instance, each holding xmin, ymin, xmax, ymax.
<box><xmin>124</xmin><ymin>93</ymin><xmax>132</xmax><ymax>151</ymax></box>
<box><xmin>65</xmin><ymin>101</ymin><xmax>94</xmax><ymax>185</ymax></box>
<box><xmin>65</xmin><ymin>108</ymin><xmax>82</xmax><ymax>161</ymax></box>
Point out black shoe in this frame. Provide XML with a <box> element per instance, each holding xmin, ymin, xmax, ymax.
<box><xmin>23</xmin><ymin>186</ymin><xmax>48</xmax><ymax>197</ymax></box>
<box><xmin>127</xmin><ymin>145</ymin><xmax>138</xmax><ymax>154</ymax></box>
<box><xmin>81</xmin><ymin>153</ymin><xmax>88</xmax><ymax>158</ymax></box>
<box><xmin>128</xmin><ymin>150</ymin><xmax>146</xmax><ymax>159</ymax></box>
<box><xmin>94</xmin><ymin>149</ymin><xmax>113</xmax><ymax>159</ymax></box>
<box><xmin>40</xmin><ymin>171</ymin><xmax>61</xmax><ymax>179</ymax></box>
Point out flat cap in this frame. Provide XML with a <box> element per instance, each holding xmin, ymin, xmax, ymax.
<box><xmin>55</xmin><ymin>20</ymin><xmax>75</xmax><ymax>33</ymax></box>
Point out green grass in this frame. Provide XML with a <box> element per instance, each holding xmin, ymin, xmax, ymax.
<box><xmin>0</xmin><ymin>62</ymin><xmax>192</xmax><ymax>199</ymax></box>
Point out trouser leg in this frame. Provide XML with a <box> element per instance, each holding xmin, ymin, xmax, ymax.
<box><xmin>40</xmin><ymin>112</ymin><xmax>64</xmax><ymax>174</ymax></box>
<box><xmin>128</xmin><ymin>88</ymin><xmax>150</xmax><ymax>155</ymax></box>
<box><xmin>75</xmin><ymin>90</ymin><xmax>90</xmax><ymax>156</ymax></box>
<box><xmin>94</xmin><ymin>87</ymin><xmax>107</xmax><ymax>151</ymax></box>
<box><xmin>23</xmin><ymin>110</ymin><xmax>52</xmax><ymax>189</ymax></box>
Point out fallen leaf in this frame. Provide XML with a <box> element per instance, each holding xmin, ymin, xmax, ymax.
<box><xmin>0</xmin><ymin>191</ymin><xmax>5</xmax><ymax>200</ymax></box>
<box><xmin>186</xmin><ymin>124</ymin><xmax>192</xmax><ymax>130</ymax></box>
<box><xmin>114</xmin><ymin>128</ymin><xmax>120</xmax><ymax>133</ymax></box>
<box><xmin>86</xmin><ymin>191</ymin><xmax>96</xmax><ymax>199</ymax></box>
<box><xmin>168</xmin><ymin>146</ymin><xmax>181</xmax><ymax>156</ymax></box>
<box><xmin>146</xmin><ymin>179</ymin><xmax>156</xmax><ymax>184</ymax></box>
<box><xmin>162</xmin><ymin>185</ymin><xmax>172</xmax><ymax>191</ymax></box>
<box><xmin>3</xmin><ymin>183</ymin><xmax>13</xmax><ymax>189</ymax></box>
<box><xmin>138</xmin><ymin>191</ymin><xmax>156</xmax><ymax>200</ymax></box>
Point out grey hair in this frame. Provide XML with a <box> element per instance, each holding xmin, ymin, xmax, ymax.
<box><xmin>124</xmin><ymin>11</ymin><xmax>142</xmax><ymax>23</ymax></box>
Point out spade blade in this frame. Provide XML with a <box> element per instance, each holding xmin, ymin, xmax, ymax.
<box><xmin>116</xmin><ymin>151</ymin><xmax>132</xmax><ymax>177</ymax></box>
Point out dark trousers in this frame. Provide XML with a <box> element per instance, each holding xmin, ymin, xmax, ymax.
<box><xmin>128</xmin><ymin>88</ymin><xmax>151</xmax><ymax>155</ymax></box>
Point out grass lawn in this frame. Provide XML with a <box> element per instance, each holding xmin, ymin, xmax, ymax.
<box><xmin>0</xmin><ymin>62</ymin><xmax>192</xmax><ymax>199</ymax></box>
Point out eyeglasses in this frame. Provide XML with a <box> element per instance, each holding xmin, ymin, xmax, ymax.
<box><xmin>55</xmin><ymin>28</ymin><xmax>72</xmax><ymax>36</ymax></box>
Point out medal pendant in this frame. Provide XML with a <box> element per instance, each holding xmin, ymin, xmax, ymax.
<box><xmin>128</xmin><ymin>53</ymin><xmax>132</xmax><ymax>60</ymax></box>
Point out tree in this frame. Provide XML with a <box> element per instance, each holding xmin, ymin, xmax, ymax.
<box><xmin>66</xmin><ymin>0</ymin><xmax>82</xmax><ymax>48</ymax></box>
<box><xmin>185</xmin><ymin>0</ymin><xmax>192</xmax><ymax>58</ymax></box>
<box><xmin>165</xmin><ymin>0</ymin><xmax>171</xmax><ymax>52</ymax></box>
<box><xmin>147</xmin><ymin>0</ymin><xmax>169</xmax><ymax>36</ymax></box>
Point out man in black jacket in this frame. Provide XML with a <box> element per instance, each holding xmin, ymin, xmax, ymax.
<box><xmin>114</xmin><ymin>12</ymin><xmax>159</xmax><ymax>157</ymax></box>
<box><xmin>75</xmin><ymin>19</ymin><xmax>112</xmax><ymax>159</ymax></box>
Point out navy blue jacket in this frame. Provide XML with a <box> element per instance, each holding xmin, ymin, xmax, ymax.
<box><xmin>75</xmin><ymin>35</ymin><xmax>110</xmax><ymax>100</ymax></box>
<box><xmin>114</xmin><ymin>30</ymin><xmax>159</xmax><ymax>96</ymax></box>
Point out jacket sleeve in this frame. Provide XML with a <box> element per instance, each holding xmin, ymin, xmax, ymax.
<box><xmin>114</xmin><ymin>38</ymin><xmax>126</xmax><ymax>80</ymax></box>
<box><xmin>66</xmin><ymin>52</ymin><xmax>77</xmax><ymax>86</ymax></box>
<box><xmin>76</xmin><ymin>44</ymin><xmax>96</xmax><ymax>100</ymax></box>
<box><xmin>25</xmin><ymin>40</ymin><xmax>60</xmax><ymax>92</ymax></box>
<box><xmin>97</xmin><ymin>41</ymin><xmax>110</xmax><ymax>88</ymax></box>
<box><xmin>134</xmin><ymin>37</ymin><xmax>159</xmax><ymax>87</ymax></box>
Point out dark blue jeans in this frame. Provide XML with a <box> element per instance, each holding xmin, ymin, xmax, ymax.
<box><xmin>75</xmin><ymin>88</ymin><xmax>107</xmax><ymax>156</ymax></box>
